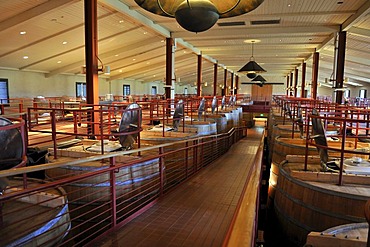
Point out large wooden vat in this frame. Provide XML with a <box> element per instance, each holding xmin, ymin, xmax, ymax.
<box><xmin>243</xmin><ymin>112</ymin><xmax>254</xmax><ymax>128</ymax></box>
<box><xmin>46</xmin><ymin>157</ymin><xmax>160</xmax><ymax>203</ymax></box>
<box><xmin>274</xmin><ymin>157</ymin><xmax>370</xmax><ymax>246</ymax></box>
<box><xmin>218</xmin><ymin>107</ymin><xmax>242</xmax><ymax>131</ymax></box>
<box><xmin>1</xmin><ymin>179</ymin><xmax>70</xmax><ymax>247</ymax></box>
<box><xmin>268</xmin><ymin>125</ymin><xmax>301</xmax><ymax>163</ymax></box>
<box><xmin>268</xmin><ymin>137</ymin><xmax>370</xmax><ymax>208</ymax></box>
<box><xmin>306</xmin><ymin>222</ymin><xmax>369</xmax><ymax>246</ymax></box>
<box><xmin>181</xmin><ymin>120</ymin><xmax>217</xmax><ymax>135</ymax></box>
<box><xmin>206</xmin><ymin>114</ymin><xmax>228</xmax><ymax>133</ymax></box>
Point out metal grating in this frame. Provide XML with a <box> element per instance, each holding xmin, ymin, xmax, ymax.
<box><xmin>250</xmin><ymin>19</ymin><xmax>281</xmax><ymax>25</ymax></box>
<box><xmin>217</xmin><ymin>21</ymin><xmax>246</xmax><ymax>27</ymax></box>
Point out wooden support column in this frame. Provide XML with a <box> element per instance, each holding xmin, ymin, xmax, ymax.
<box><xmin>84</xmin><ymin>0</ymin><xmax>99</xmax><ymax>136</ymax></box>
<box><xmin>213</xmin><ymin>63</ymin><xmax>217</xmax><ymax>96</ymax></box>
<box><xmin>286</xmin><ymin>75</ymin><xmax>290</xmax><ymax>96</ymax></box>
<box><xmin>165</xmin><ymin>38</ymin><xmax>174</xmax><ymax>100</ymax></box>
<box><xmin>335</xmin><ymin>31</ymin><xmax>346</xmax><ymax>104</ymax></box>
<box><xmin>294</xmin><ymin>68</ymin><xmax>298</xmax><ymax>97</ymax></box>
<box><xmin>230</xmin><ymin>72</ymin><xmax>234</xmax><ymax>95</ymax></box>
<box><xmin>223</xmin><ymin>69</ymin><xmax>227</xmax><ymax>96</ymax></box>
<box><xmin>311</xmin><ymin>52</ymin><xmax>319</xmax><ymax>100</ymax></box>
<box><xmin>197</xmin><ymin>54</ymin><xmax>202</xmax><ymax>97</ymax></box>
<box><xmin>301</xmin><ymin>62</ymin><xmax>306</xmax><ymax>98</ymax></box>
<box><xmin>235</xmin><ymin>75</ymin><xmax>239</xmax><ymax>95</ymax></box>
<box><xmin>290</xmin><ymin>72</ymin><xmax>293</xmax><ymax>96</ymax></box>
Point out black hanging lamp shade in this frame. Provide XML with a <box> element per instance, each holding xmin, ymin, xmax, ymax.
<box><xmin>252</xmin><ymin>75</ymin><xmax>266</xmax><ymax>82</ymax></box>
<box><xmin>238</xmin><ymin>40</ymin><xmax>266</xmax><ymax>78</ymax></box>
<box><xmin>239</xmin><ymin>61</ymin><xmax>266</xmax><ymax>74</ymax></box>
<box><xmin>134</xmin><ymin>0</ymin><xmax>264</xmax><ymax>33</ymax></box>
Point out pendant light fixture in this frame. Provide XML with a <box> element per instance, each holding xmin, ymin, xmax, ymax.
<box><xmin>238</xmin><ymin>40</ymin><xmax>266</xmax><ymax>79</ymax></box>
<box><xmin>134</xmin><ymin>0</ymin><xmax>264</xmax><ymax>33</ymax></box>
<box><xmin>252</xmin><ymin>75</ymin><xmax>266</xmax><ymax>82</ymax></box>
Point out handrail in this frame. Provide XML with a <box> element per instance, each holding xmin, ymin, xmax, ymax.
<box><xmin>365</xmin><ymin>200</ymin><xmax>370</xmax><ymax>247</ymax></box>
<box><xmin>0</xmin><ymin>124</ymin><xmax>245</xmax><ymax>246</ymax></box>
<box><xmin>0</xmin><ymin>126</ymin><xmax>242</xmax><ymax>179</ymax></box>
<box><xmin>222</xmin><ymin>131</ymin><xmax>265</xmax><ymax>247</ymax></box>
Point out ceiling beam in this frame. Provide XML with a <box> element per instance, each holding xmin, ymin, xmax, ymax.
<box><xmin>342</xmin><ymin>0</ymin><xmax>370</xmax><ymax>31</ymax></box>
<box><xmin>46</xmin><ymin>38</ymin><xmax>164</xmax><ymax>78</ymax></box>
<box><xmin>182</xmin><ymin>34</ymin><xmax>330</xmax><ymax>43</ymax></box>
<box><xmin>320</xmin><ymin>49</ymin><xmax>370</xmax><ymax>67</ymax></box>
<box><xmin>0</xmin><ymin>12</ymin><xmax>115</xmax><ymax>60</ymax></box>
<box><xmin>110</xmin><ymin>53</ymin><xmax>193</xmax><ymax>80</ymax></box>
<box><xmin>150</xmin><ymin>11</ymin><xmax>356</xmax><ymax>24</ymax></box>
<box><xmin>0</xmin><ymin>0</ymin><xmax>79</xmax><ymax>32</ymax></box>
<box><xmin>172</xmin><ymin>26</ymin><xmax>340</xmax><ymax>39</ymax></box>
<box><xmin>348</xmin><ymin>27</ymin><xmax>370</xmax><ymax>38</ymax></box>
<box><xmin>21</xmin><ymin>26</ymin><xmax>141</xmax><ymax>70</ymax></box>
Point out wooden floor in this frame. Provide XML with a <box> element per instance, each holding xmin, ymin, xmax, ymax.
<box><xmin>92</xmin><ymin>126</ymin><xmax>264</xmax><ymax>247</ymax></box>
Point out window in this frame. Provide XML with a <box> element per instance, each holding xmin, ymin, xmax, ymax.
<box><xmin>344</xmin><ymin>90</ymin><xmax>350</xmax><ymax>98</ymax></box>
<box><xmin>0</xmin><ymin>79</ymin><xmax>9</xmax><ymax>104</ymax></box>
<box><xmin>359</xmin><ymin>89</ymin><xmax>367</xmax><ymax>99</ymax></box>
<box><xmin>184</xmin><ymin>87</ymin><xmax>188</xmax><ymax>95</ymax></box>
<box><xmin>76</xmin><ymin>82</ymin><xmax>86</xmax><ymax>98</ymax></box>
<box><xmin>151</xmin><ymin>86</ymin><xmax>157</xmax><ymax>95</ymax></box>
<box><xmin>123</xmin><ymin>84</ymin><xmax>131</xmax><ymax>96</ymax></box>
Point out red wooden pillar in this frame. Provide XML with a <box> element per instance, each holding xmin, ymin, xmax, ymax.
<box><xmin>235</xmin><ymin>75</ymin><xmax>239</xmax><ymax>95</ymax></box>
<box><xmin>301</xmin><ymin>62</ymin><xmax>306</xmax><ymax>98</ymax></box>
<box><xmin>311</xmin><ymin>52</ymin><xmax>319</xmax><ymax>100</ymax></box>
<box><xmin>197</xmin><ymin>54</ymin><xmax>202</xmax><ymax>97</ymax></box>
<box><xmin>223</xmin><ymin>69</ymin><xmax>227</xmax><ymax>96</ymax></box>
<box><xmin>286</xmin><ymin>75</ymin><xmax>290</xmax><ymax>96</ymax></box>
<box><xmin>213</xmin><ymin>63</ymin><xmax>217</xmax><ymax>96</ymax></box>
<box><xmin>294</xmin><ymin>68</ymin><xmax>298</xmax><ymax>97</ymax></box>
<box><xmin>230</xmin><ymin>72</ymin><xmax>234</xmax><ymax>95</ymax></box>
<box><xmin>290</xmin><ymin>72</ymin><xmax>293</xmax><ymax>96</ymax></box>
<box><xmin>165</xmin><ymin>38</ymin><xmax>173</xmax><ymax>99</ymax></box>
<box><xmin>335</xmin><ymin>31</ymin><xmax>346</xmax><ymax>104</ymax></box>
<box><xmin>84</xmin><ymin>0</ymin><xmax>99</xmax><ymax>135</ymax></box>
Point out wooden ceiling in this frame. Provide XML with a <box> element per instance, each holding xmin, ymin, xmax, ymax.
<box><xmin>0</xmin><ymin>0</ymin><xmax>369</xmax><ymax>88</ymax></box>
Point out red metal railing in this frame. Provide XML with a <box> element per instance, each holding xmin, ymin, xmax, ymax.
<box><xmin>271</xmin><ymin>96</ymin><xmax>370</xmax><ymax>186</ymax></box>
<box><xmin>0</xmin><ymin>126</ymin><xmax>246</xmax><ymax>246</ymax></box>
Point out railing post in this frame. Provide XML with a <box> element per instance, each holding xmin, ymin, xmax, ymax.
<box><xmin>137</xmin><ymin>107</ymin><xmax>141</xmax><ymax>156</ymax></box>
<box><xmin>200</xmin><ymin>139</ymin><xmax>204</xmax><ymax>167</ymax></box>
<box><xmin>18</xmin><ymin>102</ymin><xmax>23</xmax><ymax>113</ymax></box>
<box><xmin>365</xmin><ymin>200</ymin><xmax>370</xmax><ymax>247</ymax></box>
<box><xmin>182</xmin><ymin>103</ymin><xmax>185</xmax><ymax>133</ymax></box>
<box><xmin>0</xmin><ymin>202</ymin><xmax>3</xmax><ymax>228</ymax></box>
<box><xmin>185</xmin><ymin>141</ymin><xmax>189</xmax><ymax>178</ymax></box>
<box><xmin>51</xmin><ymin>110</ymin><xmax>58</xmax><ymax>159</ymax></box>
<box><xmin>162</xmin><ymin>103</ymin><xmax>165</xmax><ymax>137</ymax></box>
<box><xmin>21</xmin><ymin>113</ymin><xmax>29</xmax><ymax>152</ymax></box>
<box><xmin>190</xmin><ymin>100</ymin><xmax>193</xmax><ymax>125</ymax></box>
<box><xmin>193</xmin><ymin>140</ymin><xmax>197</xmax><ymax>173</ymax></box>
<box><xmin>100</xmin><ymin>109</ymin><xmax>104</xmax><ymax>154</ymax></box>
<box><xmin>73</xmin><ymin>111</ymin><xmax>78</xmax><ymax>135</ymax></box>
<box><xmin>304</xmin><ymin>114</ymin><xmax>310</xmax><ymax>171</ymax></box>
<box><xmin>110</xmin><ymin>157</ymin><xmax>117</xmax><ymax>228</ymax></box>
<box><xmin>159</xmin><ymin>147</ymin><xmax>164</xmax><ymax>196</ymax></box>
<box><xmin>339</xmin><ymin>120</ymin><xmax>346</xmax><ymax>186</ymax></box>
<box><xmin>149</xmin><ymin>103</ymin><xmax>153</xmax><ymax>125</ymax></box>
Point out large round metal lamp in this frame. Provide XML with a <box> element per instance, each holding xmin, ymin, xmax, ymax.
<box><xmin>175</xmin><ymin>1</ymin><xmax>218</xmax><ymax>32</ymax></box>
<box><xmin>134</xmin><ymin>0</ymin><xmax>264</xmax><ymax>33</ymax></box>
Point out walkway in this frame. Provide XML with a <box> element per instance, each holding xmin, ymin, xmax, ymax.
<box><xmin>92</xmin><ymin>126</ymin><xmax>264</xmax><ymax>247</ymax></box>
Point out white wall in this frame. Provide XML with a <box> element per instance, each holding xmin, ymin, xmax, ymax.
<box><xmin>0</xmin><ymin>69</ymin><xmax>162</xmax><ymax>99</ymax></box>
<box><xmin>1</xmin><ymin>69</ymin><xmax>368</xmax><ymax>101</ymax></box>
